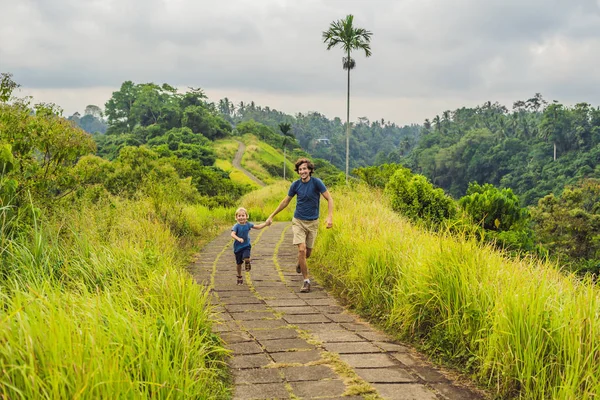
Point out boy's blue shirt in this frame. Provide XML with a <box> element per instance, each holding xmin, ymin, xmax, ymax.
<box><xmin>232</xmin><ymin>222</ymin><xmax>254</xmax><ymax>252</ymax></box>
<box><xmin>288</xmin><ymin>177</ymin><xmax>327</xmax><ymax>220</ymax></box>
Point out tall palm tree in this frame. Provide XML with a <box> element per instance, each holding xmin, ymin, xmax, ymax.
<box><xmin>323</xmin><ymin>14</ymin><xmax>372</xmax><ymax>183</ymax></box>
<box><xmin>279</xmin><ymin>122</ymin><xmax>292</xmax><ymax>180</ymax></box>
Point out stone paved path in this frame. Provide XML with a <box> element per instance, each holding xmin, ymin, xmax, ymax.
<box><xmin>189</xmin><ymin>222</ymin><xmax>487</xmax><ymax>400</ymax></box>
<box><xmin>232</xmin><ymin>140</ymin><xmax>266</xmax><ymax>187</ymax></box>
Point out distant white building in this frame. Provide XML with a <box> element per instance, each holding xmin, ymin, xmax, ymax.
<box><xmin>315</xmin><ymin>138</ymin><xmax>331</xmax><ymax>145</ymax></box>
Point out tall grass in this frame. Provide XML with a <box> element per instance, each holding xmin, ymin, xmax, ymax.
<box><xmin>0</xmin><ymin>196</ymin><xmax>231</xmax><ymax>399</ymax></box>
<box><xmin>236</xmin><ymin>181</ymin><xmax>295</xmax><ymax>222</ymax></box>
<box><xmin>312</xmin><ymin>184</ymin><xmax>600</xmax><ymax>399</ymax></box>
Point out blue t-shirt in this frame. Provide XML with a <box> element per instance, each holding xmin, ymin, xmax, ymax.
<box><xmin>288</xmin><ymin>177</ymin><xmax>327</xmax><ymax>221</ymax></box>
<box><xmin>232</xmin><ymin>222</ymin><xmax>254</xmax><ymax>252</ymax></box>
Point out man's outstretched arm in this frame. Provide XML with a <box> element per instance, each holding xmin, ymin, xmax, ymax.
<box><xmin>266</xmin><ymin>196</ymin><xmax>292</xmax><ymax>225</ymax></box>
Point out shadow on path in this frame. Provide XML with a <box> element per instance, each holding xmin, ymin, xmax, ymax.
<box><xmin>188</xmin><ymin>222</ymin><xmax>487</xmax><ymax>400</ymax></box>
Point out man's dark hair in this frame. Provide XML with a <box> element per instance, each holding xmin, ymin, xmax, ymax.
<box><xmin>294</xmin><ymin>158</ymin><xmax>314</xmax><ymax>176</ymax></box>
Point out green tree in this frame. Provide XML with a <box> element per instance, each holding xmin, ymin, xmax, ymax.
<box><xmin>384</xmin><ymin>167</ymin><xmax>456</xmax><ymax>226</ymax></box>
<box><xmin>322</xmin><ymin>14</ymin><xmax>373</xmax><ymax>183</ymax></box>
<box><xmin>458</xmin><ymin>182</ymin><xmax>529</xmax><ymax>232</ymax></box>
<box><xmin>531</xmin><ymin>178</ymin><xmax>600</xmax><ymax>272</ymax></box>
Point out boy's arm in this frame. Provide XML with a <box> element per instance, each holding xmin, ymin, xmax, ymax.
<box><xmin>231</xmin><ymin>230</ymin><xmax>243</xmax><ymax>243</ymax></box>
<box><xmin>322</xmin><ymin>190</ymin><xmax>334</xmax><ymax>229</ymax></box>
<box><xmin>252</xmin><ymin>222</ymin><xmax>268</xmax><ymax>230</ymax></box>
<box><xmin>266</xmin><ymin>196</ymin><xmax>292</xmax><ymax>225</ymax></box>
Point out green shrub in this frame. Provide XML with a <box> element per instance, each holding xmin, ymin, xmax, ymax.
<box><xmin>385</xmin><ymin>167</ymin><xmax>456</xmax><ymax>225</ymax></box>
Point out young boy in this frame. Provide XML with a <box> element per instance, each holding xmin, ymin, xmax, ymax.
<box><xmin>231</xmin><ymin>207</ymin><xmax>269</xmax><ymax>285</ymax></box>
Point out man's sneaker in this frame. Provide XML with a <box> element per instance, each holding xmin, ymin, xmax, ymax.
<box><xmin>300</xmin><ymin>281</ymin><xmax>311</xmax><ymax>293</ymax></box>
<box><xmin>296</xmin><ymin>264</ymin><xmax>301</xmax><ymax>273</ymax></box>
<box><xmin>244</xmin><ymin>259</ymin><xmax>252</xmax><ymax>271</ymax></box>
<box><xmin>237</xmin><ymin>276</ymin><xmax>243</xmax><ymax>285</ymax></box>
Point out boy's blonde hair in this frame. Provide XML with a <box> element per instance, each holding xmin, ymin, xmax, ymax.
<box><xmin>235</xmin><ymin>207</ymin><xmax>248</xmax><ymax>217</ymax></box>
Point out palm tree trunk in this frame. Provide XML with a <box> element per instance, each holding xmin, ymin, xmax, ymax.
<box><xmin>283</xmin><ymin>147</ymin><xmax>287</xmax><ymax>180</ymax></box>
<box><xmin>345</xmin><ymin>50</ymin><xmax>351</xmax><ymax>184</ymax></box>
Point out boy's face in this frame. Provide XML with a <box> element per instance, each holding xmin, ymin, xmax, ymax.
<box><xmin>236</xmin><ymin>212</ymin><xmax>248</xmax><ymax>224</ymax></box>
<box><xmin>298</xmin><ymin>163</ymin><xmax>310</xmax><ymax>180</ymax></box>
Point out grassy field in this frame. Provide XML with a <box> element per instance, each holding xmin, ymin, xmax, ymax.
<box><xmin>311</xmin><ymin>184</ymin><xmax>600</xmax><ymax>399</ymax></box>
<box><xmin>0</xmin><ymin>196</ymin><xmax>233</xmax><ymax>399</ymax></box>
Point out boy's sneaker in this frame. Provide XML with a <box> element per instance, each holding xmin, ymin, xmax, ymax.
<box><xmin>300</xmin><ymin>280</ymin><xmax>311</xmax><ymax>293</ymax></box>
<box><xmin>237</xmin><ymin>276</ymin><xmax>243</xmax><ymax>285</ymax></box>
<box><xmin>296</xmin><ymin>264</ymin><xmax>301</xmax><ymax>273</ymax></box>
<box><xmin>244</xmin><ymin>260</ymin><xmax>252</xmax><ymax>271</ymax></box>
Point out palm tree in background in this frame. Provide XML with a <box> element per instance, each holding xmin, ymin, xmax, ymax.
<box><xmin>322</xmin><ymin>14</ymin><xmax>372</xmax><ymax>183</ymax></box>
<box><xmin>279</xmin><ymin>122</ymin><xmax>293</xmax><ymax>180</ymax></box>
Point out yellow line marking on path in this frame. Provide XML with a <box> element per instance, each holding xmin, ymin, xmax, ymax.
<box><xmin>272</xmin><ymin>224</ymin><xmax>292</xmax><ymax>284</ymax></box>
<box><xmin>210</xmin><ymin>241</ymin><xmax>231</xmax><ymax>290</ymax></box>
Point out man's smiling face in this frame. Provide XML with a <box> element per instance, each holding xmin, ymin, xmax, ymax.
<box><xmin>298</xmin><ymin>163</ymin><xmax>310</xmax><ymax>181</ymax></box>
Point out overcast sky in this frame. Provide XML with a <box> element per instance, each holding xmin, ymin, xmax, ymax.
<box><xmin>2</xmin><ymin>0</ymin><xmax>600</xmax><ymax>125</ymax></box>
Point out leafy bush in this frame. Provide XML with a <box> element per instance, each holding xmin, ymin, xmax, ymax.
<box><xmin>385</xmin><ymin>167</ymin><xmax>456</xmax><ymax>225</ymax></box>
<box><xmin>459</xmin><ymin>182</ymin><xmax>529</xmax><ymax>231</ymax></box>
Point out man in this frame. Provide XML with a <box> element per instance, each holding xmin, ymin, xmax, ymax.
<box><xmin>266</xmin><ymin>158</ymin><xmax>333</xmax><ymax>292</ymax></box>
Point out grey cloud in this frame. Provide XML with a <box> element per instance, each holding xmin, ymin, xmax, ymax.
<box><xmin>2</xmin><ymin>0</ymin><xmax>600</xmax><ymax>121</ymax></box>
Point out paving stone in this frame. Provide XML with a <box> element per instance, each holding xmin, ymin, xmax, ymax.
<box><xmin>233</xmin><ymin>382</ymin><xmax>290</xmax><ymax>399</ymax></box>
<box><xmin>221</xmin><ymin>297</ymin><xmax>264</xmax><ymax>305</ymax></box>
<box><xmin>304</xmin><ymin>298</ymin><xmax>337</xmax><ymax>306</ymax></box>
<box><xmin>289</xmin><ymin>379</ymin><xmax>346</xmax><ymax>399</ymax></box>
<box><xmin>249</xmin><ymin>328</ymin><xmax>299</xmax><ymax>341</ymax></box>
<box><xmin>226</xmin><ymin>304</ymin><xmax>270</xmax><ymax>313</ymax></box>
<box><xmin>372</xmin><ymin>383</ymin><xmax>438</xmax><ymax>400</ymax></box>
<box><xmin>325</xmin><ymin>313</ymin><xmax>357</xmax><ymax>323</ymax></box>
<box><xmin>311</xmin><ymin>330</ymin><xmax>365</xmax><ymax>343</ymax></box>
<box><xmin>217</xmin><ymin>291</ymin><xmax>256</xmax><ymax>298</ymax></box>
<box><xmin>391</xmin><ymin>353</ymin><xmax>420</xmax><ymax>367</ymax></box>
<box><xmin>239</xmin><ymin>319</ymin><xmax>288</xmax><ymax>330</ymax></box>
<box><xmin>313</xmin><ymin>305</ymin><xmax>345</xmax><ymax>314</ymax></box>
<box><xmin>340</xmin><ymin>322</ymin><xmax>372</xmax><ymax>331</ymax></box>
<box><xmin>213</xmin><ymin>312</ymin><xmax>234</xmax><ymax>322</ymax></box>
<box><xmin>228</xmin><ymin>341</ymin><xmax>264</xmax><ymax>355</ymax></box>
<box><xmin>354</xmin><ymin>367</ymin><xmax>417</xmax><ymax>383</ymax></box>
<box><xmin>357</xmin><ymin>331</ymin><xmax>393</xmax><ymax>342</ymax></box>
<box><xmin>411</xmin><ymin>366</ymin><xmax>448</xmax><ymax>383</ymax></box>
<box><xmin>323</xmin><ymin>341</ymin><xmax>381</xmax><ymax>354</ymax></box>
<box><xmin>231</xmin><ymin>311</ymin><xmax>276</xmax><ymax>321</ymax></box>
<box><xmin>283</xmin><ymin>314</ymin><xmax>331</xmax><ymax>324</ymax></box>
<box><xmin>230</xmin><ymin>354</ymin><xmax>273</xmax><ymax>369</ymax></box>
<box><xmin>431</xmin><ymin>383</ymin><xmax>484</xmax><ymax>400</ymax></box>
<box><xmin>340</xmin><ymin>353</ymin><xmax>398</xmax><ymax>368</ymax></box>
<box><xmin>213</xmin><ymin>321</ymin><xmax>240</xmax><ymax>333</ymax></box>
<box><xmin>253</xmin><ymin>281</ymin><xmax>284</xmax><ymax>287</ymax></box>
<box><xmin>282</xmin><ymin>365</ymin><xmax>337</xmax><ymax>382</ymax></box>
<box><xmin>233</xmin><ymin>368</ymin><xmax>283</xmax><ymax>384</ymax></box>
<box><xmin>270</xmin><ymin>350</ymin><xmax>322</xmax><ymax>364</ymax></box>
<box><xmin>264</xmin><ymin>299</ymin><xmax>307</xmax><ymax>307</ymax></box>
<box><xmin>256</xmin><ymin>290</ymin><xmax>299</xmax><ymax>299</ymax></box>
<box><xmin>220</xmin><ymin>331</ymin><xmax>253</xmax><ymax>344</ymax></box>
<box><xmin>374</xmin><ymin>342</ymin><xmax>410</xmax><ymax>353</ymax></box>
<box><xmin>295</xmin><ymin>323</ymin><xmax>345</xmax><ymax>333</ymax></box>
<box><xmin>259</xmin><ymin>338</ymin><xmax>315</xmax><ymax>352</ymax></box>
<box><xmin>272</xmin><ymin>306</ymin><xmax>319</xmax><ymax>315</ymax></box>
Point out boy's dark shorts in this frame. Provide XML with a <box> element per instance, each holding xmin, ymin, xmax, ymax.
<box><xmin>235</xmin><ymin>246</ymin><xmax>251</xmax><ymax>265</ymax></box>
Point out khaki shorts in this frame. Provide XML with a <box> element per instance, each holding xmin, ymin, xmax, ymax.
<box><xmin>292</xmin><ymin>218</ymin><xmax>319</xmax><ymax>248</ymax></box>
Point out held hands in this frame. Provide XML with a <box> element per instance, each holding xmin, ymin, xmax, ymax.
<box><xmin>266</xmin><ymin>217</ymin><xmax>273</xmax><ymax>226</ymax></box>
